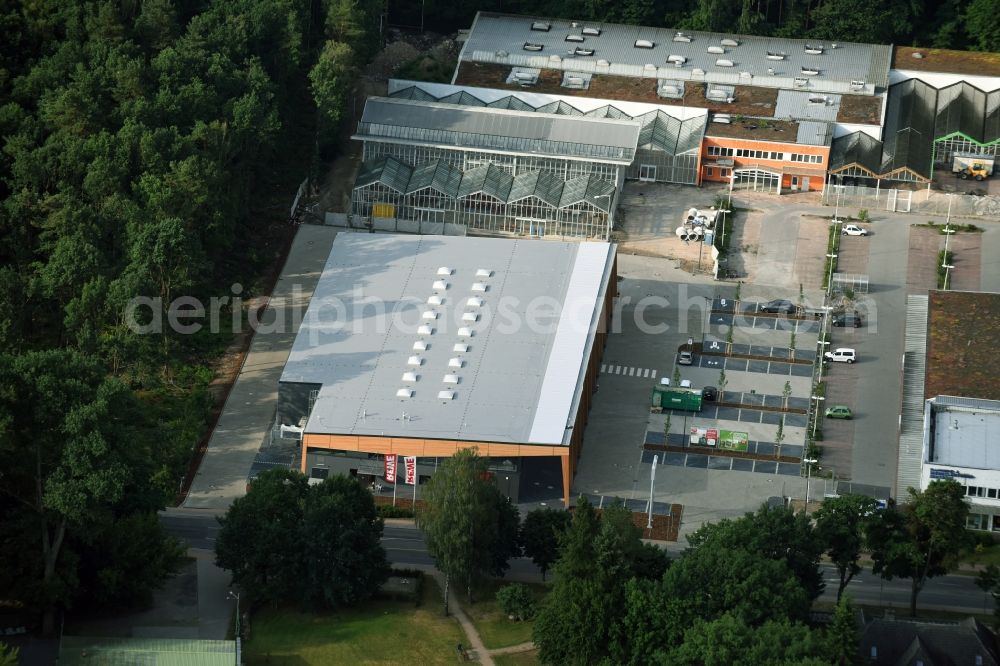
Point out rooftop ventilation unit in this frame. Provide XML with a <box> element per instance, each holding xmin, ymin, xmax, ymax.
<box><xmin>428</xmin><ymin>295</ymin><xmax>443</xmax><ymax>306</ymax></box>
<box><xmin>549</xmin><ymin>55</ymin><xmax>562</xmax><ymax>63</ymax></box>
<box><xmin>571</xmin><ymin>47</ymin><xmax>595</xmax><ymax>56</ymax></box>
<box><xmin>707</xmin><ymin>46</ymin><xmax>724</xmax><ymax>54</ymax></box>
<box><xmin>596</xmin><ymin>59</ymin><xmax>610</xmax><ymax>67</ymax></box>
<box><xmin>565</xmin><ymin>34</ymin><xmax>584</xmax><ymax>42</ymax></box>
<box><xmin>794</xmin><ymin>77</ymin><xmax>808</xmax><ymax>87</ymax></box>
<box><xmin>634</xmin><ymin>39</ymin><xmax>654</xmax><ymax>49</ymax></box>
<box><xmin>453</xmin><ymin>343</ymin><xmax>469</xmax><ymax>353</ymax></box>
<box><xmin>438</xmin><ymin>390</ymin><xmax>455</xmax><ymax>401</ymax></box>
<box><xmin>523</xmin><ymin>42</ymin><xmax>544</xmax><ymax>52</ymax></box>
<box><xmin>739</xmin><ymin>71</ymin><xmax>752</xmax><ymax>78</ymax></box>
<box><xmin>437</xmin><ymin>267</ymin><xmax>453</xmax><ymax>276</ymax></box>
<box><xmin>911</xmin><ymin>52</ymin><xmax>924</xmax><ymax>59</ymax></box>
<box><xmin>715</xmin><ymin>59</ymin><xmax>735</xmax><ymax>67</ymax></box>
<box><xmin>801</xmin><ymin>67</ymin><xmax>820</xmax><ymax>76</ymax></box>
<box><xmin>401</xmin><ymin>371</ymin><xmax>418</xmax><ymax>382</ymax></box>
<box><xmin>513</xmin><ymin>71</ymin><xmax>538</xmax><ymax>85</ymax></box>
<box><xmin>673</xmin><ymin>32</ymin><xmax>691</xmax><ymax>42</ymax></box>
<box><xmin>808</xmin><ymin>95</ymin><xmax>827</xmax><ymax>105</ymax></box>
<box><xmin>531</xmin><ymin>21</ymin><xmax>551</xmax><ymax>31</ymax></box>
<box><xmin>667</xmin><ymin>54</ymin><xmax>686</xmax><ymax>64</ymax></box>
<box><xmin>417</xmin><ymin>324</ymin><xmax>434</xmax><ymax>335</ymax></box>
<box><xmin>462</xmin><ymin>312</ymin><xmax>480</xmax><ymax>322</ymax></box>
<box><xmin>804</xmin><ymin>44</ymin><xmax>823</xmax><ymax>55</ymax></box>
<box><xmin>422</xmin><ymin>310</ymin><xmax>438</xmax><ymax>320</ymax></box>
<box><xmin>396</xmin><ymin>388</ymin><xmax>413</xmax><ymax>398</ymax></box>
<box><xmin>766</xmin><ymin>51</ymin><xmax>785</xmax><ymax>60</ymax></box>
<box><xmin>432</xmin><ymin>280</ymin><xmax>448</xmax><ymax>290</ymax></box>
<box><xmin>448</xmin><ymin>358</ymin><xmax>464</xmax><ymax>368</ymax></box>
<box><xmin>412</xmin><ymin>340</ymin><xmax>428</xmax><ymax>351</ymax></box>
<box><xmin>467</xmin><ymin>296</ymin><xmax>483</xmax><ymax>307</ymax></box>
<box><xmin>644</xmin><ymin>63</ymin><xmax>657</xmax><ymax>72</ymax></box>
<box><xmin>767</xmin><ymin>67</ymin><xmax>775</xmax><ymax>75</ymax></box>
<box><xmin>721</xmin><ymin>38</ymin><xmax>739</xmax><ymax>47</ymax></box>
<box><xmin>443</xmin><ymin>374</ymin><xmax>460</xmax><ymax>384</ymax></box>
<box><xmin>476</xmin><ymin>269</ymin><xmax>493</xmax><ymax>278</ymax></box>
<box><xmin>713</xmin><ymin>114</ymin><xmax>732</xmax><ymax>124</ymax></box>
<box><xmin>457</xmin><ymin>327</ymin><xmax>473</xmax><ymax>337</ymax></box>
<box><xmin>692</xmin><ymin>68</ymin><xmax>705</xmax><ymax>76</ymax></box>
<box><xmin>850</xmin><ymin>79</ymin><xmax>865</xmax><ymax>89</ymax></box>
<box><xmin>471</xmin><ymin>282</ymin><xmax>488</xmax><ymax>292</ymax></box>
<box><xmin>582</xmin><ymin>26</ymin><xmax>600</xmax><ymax>36</ymax></box>
<box><xmin>407</xmin><ymin>355</ymin><xmax>423</xmax><ymax>366</ymax></box>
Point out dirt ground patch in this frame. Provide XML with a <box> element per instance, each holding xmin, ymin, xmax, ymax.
<box><xmin>906</xmin><ymin>226</ymin><xmax>942</xmax><ymax>293</ymax></box>
<box><xmin>944</xmin><ymin>231</ymin><xmax>982</xmax><ymax>291</ymax></box>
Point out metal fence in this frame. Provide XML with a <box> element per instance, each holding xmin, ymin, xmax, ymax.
<box><xmin>824</xmin><ymin>183</ymin><xmax>1000</xmax><ymax>218</ymax></box>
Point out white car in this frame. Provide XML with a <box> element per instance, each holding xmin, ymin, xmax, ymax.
<box><xmin>824</xmin><ymin>348</ymin><xmax>856</xmax><ymax>363</ymax></box>
<box><xmin>842</xmin><ymin>224</ymin><xmax>869</xmax><ymax>236</ymax></box>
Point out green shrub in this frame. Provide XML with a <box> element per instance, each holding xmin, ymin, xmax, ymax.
<box><xmin>496</xmin><ymin>583</ymin><xmax>536</xmax><ymax>621</ymax></box>
<box><xmin>377</xmin><ymin>504</ymin><xmax>415</xmax><ymax>519</ymax></box>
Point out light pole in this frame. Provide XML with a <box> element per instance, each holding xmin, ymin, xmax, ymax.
<box><xmin>593</xmin><ymin>193</ymin><xmax>613</xmax><ymax>241</ymax></box>
<box><xmin>833</xmin><ymin>179</ymin><xmax>843</xmax><ymax>224</ymax></box>
<box><xmin>825</xmin><ymin>253</ymin><xmax>838</xmax><ymax>297</ymax></box>
<box><xmin>816</xmin><ymin>305</ymin><xmax>833</xmax><ymax>378</ymax></box>
<box><xmin>647</xmin><ymin>454</ymin><xmax>658</xmax><ymax>529</ymax></box>
<box><xmin>228</xmin><ymin>590</ymin><xmax>241</xmax><ymax>648</ymax></box>
<box><xmin>810</xmin><ymin>395</ymin><xmax>826</xmax><ymax>439</ymax></box>
<box><xmin>941</xmin><ymin>212</ymin><xmax>956</xmax><ymax>289</ymax></box>
<box><xmin>803</xmin><ymin>457</ymin><xmax>818</xmax><ymax>512</ymax></box>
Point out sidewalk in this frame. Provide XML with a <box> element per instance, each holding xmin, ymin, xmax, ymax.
<box><xmin>184</xmin><ymin>225</ymin><xmax>338</xmax><ymax>510</ymax></box>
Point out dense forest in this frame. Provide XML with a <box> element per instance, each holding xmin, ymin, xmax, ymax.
<box><xmin>398</xmin><ymin>0</ymin><xmax>1000</xmax><ymax>52</ymax></box>
<box><xmin>0</xmin><ymin>0</ymin><xmax>381</xmax><ymax>634</ymax></box>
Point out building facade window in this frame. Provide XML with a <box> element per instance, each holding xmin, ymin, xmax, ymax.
<box><xmin>706</xmin><ymin>167</ymin><xmax>714</xmax><ymax>177</ymax></box>
<box><xmin>638</xmin><ymin>164</ymin><xmax>656</xmax><ymax>181</ymax></box>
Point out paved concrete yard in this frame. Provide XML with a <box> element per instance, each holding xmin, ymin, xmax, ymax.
<box><xmin>185</xmin><ymin>224</ymin><xmax>338</xmax><ymax>509</ymax></box>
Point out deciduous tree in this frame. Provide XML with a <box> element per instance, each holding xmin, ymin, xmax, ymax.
<box><xmin>520</xmin><ymin>507</ymin><xmax>571</xmax><ymax>581</ymax></box>
<box><xmin>814</xmin><ymin>494</ymin><xmax>879</xmax><ymax>602</ymax></box>
<box><xmin>869</xmin><ymin>480</ymin><xmax>972</xmax><ymax>616</ymax></box>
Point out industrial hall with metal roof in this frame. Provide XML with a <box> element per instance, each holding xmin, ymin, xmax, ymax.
<box><xmin>346</xmin><ymin>11</ymin><xmax>1000</xmax><ymax>237</ymax></box>
<box><xmin>278</xmin><ymin>233</ymin><xmax>617</xmax><ymax>507</ymax></box>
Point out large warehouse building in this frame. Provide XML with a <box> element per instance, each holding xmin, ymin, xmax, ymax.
<box><xmin>278</xmin><ymin>233</ymin><xmax>617</xmax><ymax>506</ymax></box>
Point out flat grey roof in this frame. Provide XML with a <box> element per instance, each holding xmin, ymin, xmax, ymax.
<box><xmin>462</xmin><ymin>12</ymin><xmax>891</xmax><ymax>96</ymax></box>
<box><xmin>281</xmin><ymin>234</ymin><xmax>615</xmax><ymax>446</ymax></box>
<box><xmin>774</xmin><ymin>90</ymin><xmax>842</xmax><ymax>122</ymax></box>
<box><xmin>928</xmin><ymin>397</ymin><xmax>1000</xmax><ymax>470</ymax></box>
<box><xmin>357</xmin><ymin>97</ymin><xmax>640</xmax><ymax>164</ymax></box>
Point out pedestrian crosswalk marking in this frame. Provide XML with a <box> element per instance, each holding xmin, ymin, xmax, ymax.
<box><xmin>600</xmin><ymin>364</ymin><xmax>660</xmax><ymax>380</ymax></box>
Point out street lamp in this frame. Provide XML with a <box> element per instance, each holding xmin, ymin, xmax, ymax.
<box><xmin>942</xmin><ymin>264</ymin><xmax>955</xmax><ymax>290</ymax></box>
<box><xmin>647</xmin><ymin>454</ymin><xmax>659</xmax><ymax>529</ymax></box>
<box><xmin>228</xmin><ymin>590</ymin><xmax>241</xmax><ymax>647</ymax></box>
<box><xmin>593</xmin><ymin>193</ymin><xmax>613</xmax><ymax>241</ymax></box>
<box><xmin>803</xmin><ymin>457</ymin><xmax>819</xmax><ymax>512</ymax></box>
<box><xmin>810</xmin><ymin>395</ymin><xmax>826</xmax><ymax>439</ymax></box>
<box><xmin>833</xmin><ymin>179</ymin><xmax>844</xmax><ymax>224</ymax></box>
<box><xmin>826</xmin><ymin>253</ymin><xmax>838</xmax><ymax>297</ymax></box>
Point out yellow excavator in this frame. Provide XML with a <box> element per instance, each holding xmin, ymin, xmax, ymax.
<box><xmin>952</xmin><ymin>153</ymin><xmax>994</xmax><ymax>181</ymax></box>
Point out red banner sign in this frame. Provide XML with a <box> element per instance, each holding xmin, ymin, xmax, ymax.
<box><xmin>404</xmin><ymin>456</ymin><xmax>417</xmax><ymax>485</ymax></box>
<box><xmin>384</xmin><ymin>454</ymin><xmax>397</xmax><ymax>483</ymax></box>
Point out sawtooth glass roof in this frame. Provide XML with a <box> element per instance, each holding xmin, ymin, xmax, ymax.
<box><xmin>388</xmin><ymin>84</ymin><xmax>707</xmax><ymax>156</ymax></box>
<box><xmin>462</xmin><ymin>12</ymin><xmax>891</xmax><ymax>96</ymax></box>
<box><xmin>355</xmin><ymin>157</ymin><xmax>616</xmax><ymax>212</ymax></box>
<box><xmin>281</xmin><ymin>234</ymin><xmax>616</xmax><ymax>446</ymax></box>
<box><xmin>829</xmin><ymin>131</ymin><xmax>883</xmax><ymax>175</ymax></box>
<box><xmin>357</xmin><ymin>97</ymin><xmax>641</xmax><ymax>163</ymax></box>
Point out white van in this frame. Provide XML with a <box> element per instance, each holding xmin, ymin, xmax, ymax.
<box><xmin>824</xmin><ymin>348</ymin><xmax>856</xmax><ymax>363</ymax></box>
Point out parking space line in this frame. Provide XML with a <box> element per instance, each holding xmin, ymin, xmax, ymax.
<box><xmin>615</xmin><ymin>366</ymin><xmax>622</xmax><ymax>374</ymax></box>
<box><xmin>601</xmin><ymin>364</ymin><xmax>606</xmax><ymax>373</ymax></box>
<box><xmin>643</xmin><ymin>369</ymin><xmax>650</xmax><ymax>378</ymax></box>
<box><xmin>629</xmin><ymin>367</ymin><xmax>636</xmax><ymax>376</ymax></box>
<box><xmin>651</xmin><ymin>369</ymin><xmax>657</xmax><ymax>378</ymax></box>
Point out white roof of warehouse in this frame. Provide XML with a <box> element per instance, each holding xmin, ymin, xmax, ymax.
<box><xmin>462</xmin><ymin>12</ymin><xmax>891</xmax><ymax>95</ymax></box>
<box><xmin>281</xmin><ymin>234</ymin><xmax>615</xmax><ymax>446</ymax></box>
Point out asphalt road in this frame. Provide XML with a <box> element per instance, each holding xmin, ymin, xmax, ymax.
<box><xmin>161</xmin><ymin>512</ymin><xmax>993</xmax><ymax>615</ymax></box>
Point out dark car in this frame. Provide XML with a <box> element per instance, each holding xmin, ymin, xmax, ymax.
<box><xmin>759</xmin><ymin>299</ymin><xmax>797</xmax><ymax>314</ymax></box>
<box><xmin>832</xmin><ymin>313</ymin><xmax>863</xmax><ymax>328</ymax></box>
<box><xmin>702</xmin><ymin>386</ymin><xmax>718</xmax><ymax>401</ymax></box>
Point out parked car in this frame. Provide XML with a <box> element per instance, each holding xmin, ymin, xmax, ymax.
<box><xmin>760</xmin><ymin>299</ymin><xmax>797</xmax><ymax>314</ymax></box>
<box><xmin>842</xmin><ymin>224</ymin><xmax>869</xmax><ymax>236</ymax></box>
<box><xmin>702</xmin><ymin>386</ymin><xmax>718</xmax><ymax>401</ymax></box>
<box><xmin>825</xmin><ymin>405</ymin><xmax>853</xmax><ymax>419</ymax></box>
<box><xmin>678</xmin><ymin>350</ymin><xmax>693</xmax><ymax>365</ymax></box>
<box><xmin>832</xmin><ymin>313</ymin><xmax>863</xmax><ymax>328</ymax></box>
<box><xmin>824</xmin><ymin>348</ymin><xmax>857</xmax><ymax>363</ymax></box>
